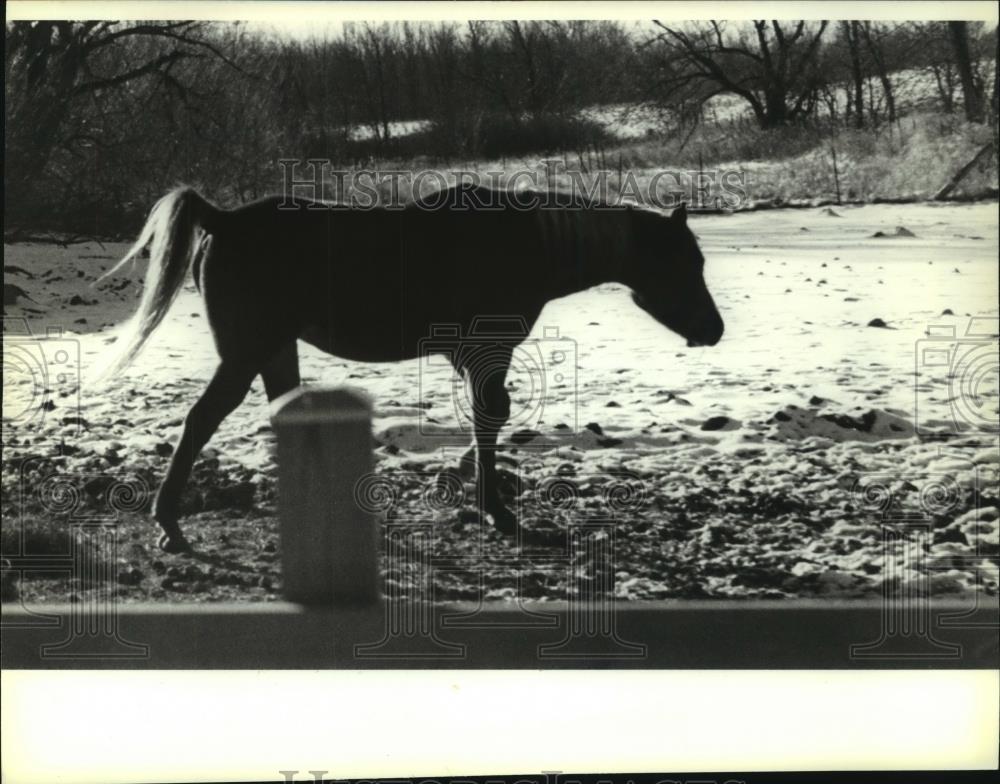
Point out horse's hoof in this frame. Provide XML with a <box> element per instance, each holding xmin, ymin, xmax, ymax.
<box><xmin>457</xmin><ymin>449</ymin><xmax>478</xmax><ymax>480</ymax></box>
<box><xmin>158</xmin><ymin>532</ymin><xmax>193</xmax><ymax>554</ymax></box>
<box><xmin>486</xmin><ymin>505</ymin><xmax>518</xmax><ymax>536</ymax></box>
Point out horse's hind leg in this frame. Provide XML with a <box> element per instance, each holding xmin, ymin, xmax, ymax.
<box><xmin>153</xmin><ymin>360</ymin><xmax>258</xmax><ymax>553</ymax></box>
<box><xmin>260</xmin><ymin>341</ymin><xmax>300</xmax><ymax>402</ymax></box>
<box><xmin>464</xmin><ymin>349</ymin><xmax>516</xmax><ymax>534</ymax></box>
<box><xmin>457</xmin><ymin>443</ymin><xmax>477</xmax><ymax>479</ymax></box>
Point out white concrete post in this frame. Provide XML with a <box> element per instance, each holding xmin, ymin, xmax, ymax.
<box><xmin>271</xmin><ymin>386</ymin><xmax>379</xmax><ymax>605</ymax></box>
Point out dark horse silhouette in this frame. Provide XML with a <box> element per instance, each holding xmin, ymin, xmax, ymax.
<box><xmin>99</xmin><ymin>184</ymin><xmax>724</xmax><ymax>553</ymax></box>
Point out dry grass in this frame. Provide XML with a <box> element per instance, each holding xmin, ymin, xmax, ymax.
<box><xmin>241</xmin><ymin>112</ymin><xmax>997</xmax><ymax>212</ymax></box>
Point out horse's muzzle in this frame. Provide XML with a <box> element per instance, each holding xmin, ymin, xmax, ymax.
<box><xmin>686</xmin><ymin>316</ymin><xmax>725</xmax><ymax>347</ymax></box>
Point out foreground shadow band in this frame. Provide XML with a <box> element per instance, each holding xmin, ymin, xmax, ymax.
<box><xmin>2</xmin><ymin>599</ymin><xmax>996</xmax><ymax>669</ymax></box>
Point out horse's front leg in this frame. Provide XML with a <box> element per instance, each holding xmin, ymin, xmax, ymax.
<box><xmin>456</xmin><ymin>443</ymin><xmax>478</xmax><ymax>480</ymax></box>
<box><xmin>466</xmin><ymin>351</ymin><xmax>516</xmax><ymax>534</ymax></box>
<box><xmin>153</xmin><ymin>361</ymin><xmax>257</xmax><ymax>553</ymax></box>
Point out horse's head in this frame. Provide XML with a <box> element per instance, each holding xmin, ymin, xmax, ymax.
<box><xmin>628</xmin><ymin>203</ymin><xmax>724</xmax><ymax>347</ymax></box>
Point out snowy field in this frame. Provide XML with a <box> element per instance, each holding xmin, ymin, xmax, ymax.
<box><xmin>2</xmin><ymin>201</ymin><xmax>998</xmax><ymax>602</ymax></box>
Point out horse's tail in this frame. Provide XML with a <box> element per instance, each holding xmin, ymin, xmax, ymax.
<box><xmin>95</xmin><ymin>187</ymin><xmax>220</xmax><ymax>381</ymax></box>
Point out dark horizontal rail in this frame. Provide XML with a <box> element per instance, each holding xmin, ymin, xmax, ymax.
<box><xmin>3</xmin><ymin>599</ymin><xmax>996</xmax><ymax>669</ymax></box>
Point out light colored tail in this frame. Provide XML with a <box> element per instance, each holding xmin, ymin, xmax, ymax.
<box><xmin>95</xmin><ymin>187</ymin><xmax>219</xmax><ymax>380</ymax></box>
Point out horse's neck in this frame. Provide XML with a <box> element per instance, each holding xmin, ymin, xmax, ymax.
<box><xmin>539</xmin><ymin>206</ymin><xmax>631</xmax><ymax>296</ymax></box>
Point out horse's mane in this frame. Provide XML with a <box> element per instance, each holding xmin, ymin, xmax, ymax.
<box><xmin>528</xmin><ymin>188</ymin><xmax>663</xmax><ymax>269</ymax></box>
<box><xmin>406</xmin><ymin>183</ymin><xmax>671</xmax><ymax>270</ymax></box>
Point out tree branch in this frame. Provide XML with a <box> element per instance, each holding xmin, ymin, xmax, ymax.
<box><xmin>71</xmin><ymin>50</ymin><xmax>191</xmax><ymax>95</ymax></box>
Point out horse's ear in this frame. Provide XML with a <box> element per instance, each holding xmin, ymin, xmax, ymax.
<box><xmin>671</xmin><ymin>203</ymin><xmax>688</xmax><ymax>224</ymax></box>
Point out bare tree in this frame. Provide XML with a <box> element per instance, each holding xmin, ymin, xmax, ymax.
<box><xmin>5</xmin><ymin>21</ymin><xmax>243</xmax><ymax>228</ymax></box>
<box><xmin>841</xmin><ymin>21</ymin><xmax>865</xmax><ymax>127</ymax></box>
<box><xmin>357</xmin><ymin>22</ymin><xmax>395</xmax><ymax>144</ymax></box>
<box><xmin>860</xmin><ymin>22</ymin><xmax>897</xmax><ymax>124</ymax></box>
<box><xmin>648</xmin><ymin>20</ymin><xmax>829</xmax><ymax>128</ymax></box>
<box><xmin>948</xmin><ymin>21</ymin><xmax>985</xmax><ymax>123</ymax></box>
<box><xmin>993</xmin><ymin>25</ymin><xmax>999</xmax><ymax>123</ymax></box>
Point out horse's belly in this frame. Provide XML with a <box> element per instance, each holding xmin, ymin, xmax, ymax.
<box><xmin>299</xmin><ymin>321</ymin><xmax>422</xmax><ymax>363</ymax></box>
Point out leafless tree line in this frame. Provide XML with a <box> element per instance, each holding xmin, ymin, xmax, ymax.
<box><xmin>4</xmin><ymin>19</ymin><xmax>997</xmax><ymax>234</ymax></box>
<box><xmin>643</xmin><ymin>20</ymin><xmax>996</xmax><ymax>129</ymax></box>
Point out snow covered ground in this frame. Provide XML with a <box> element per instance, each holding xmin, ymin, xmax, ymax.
<box><xmin>3</xmin><ymin>201</ymin><xmax>997</xmax><ymax>602</ymax></box>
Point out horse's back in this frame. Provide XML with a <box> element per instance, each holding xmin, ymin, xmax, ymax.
<box><xmin>199</xmin><ymin>187</ymin><xmax>553</xmax><ymax>361</ymax></box>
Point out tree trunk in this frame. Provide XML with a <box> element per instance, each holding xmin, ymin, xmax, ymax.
<box><xmin>763</xmin><ymin>88</ymin><xmax>788</xmax><ymax>127</ymax></box>
<box><xmin>948</xmin><ymin>21</ymin><xmax>984</xmax><ymax>123</ymax></box>
<box><xmin>933</xmin><ymin>61</ymin><xmax>956</xmax><ymax>114</ymax></box>
<box><xmin>862</xmin><ymin>22</ymin><xmax>895</xmax><ymax>124</ymax></box>
<box><xmin>844</xmin><ymin>21</ymin><xmax>865</xmax><ymax>128</ymax></box>
<box><xmin>992</xmin><ymin>25</ymin><xmax>999</xmax><ymax>123</ymax></box>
